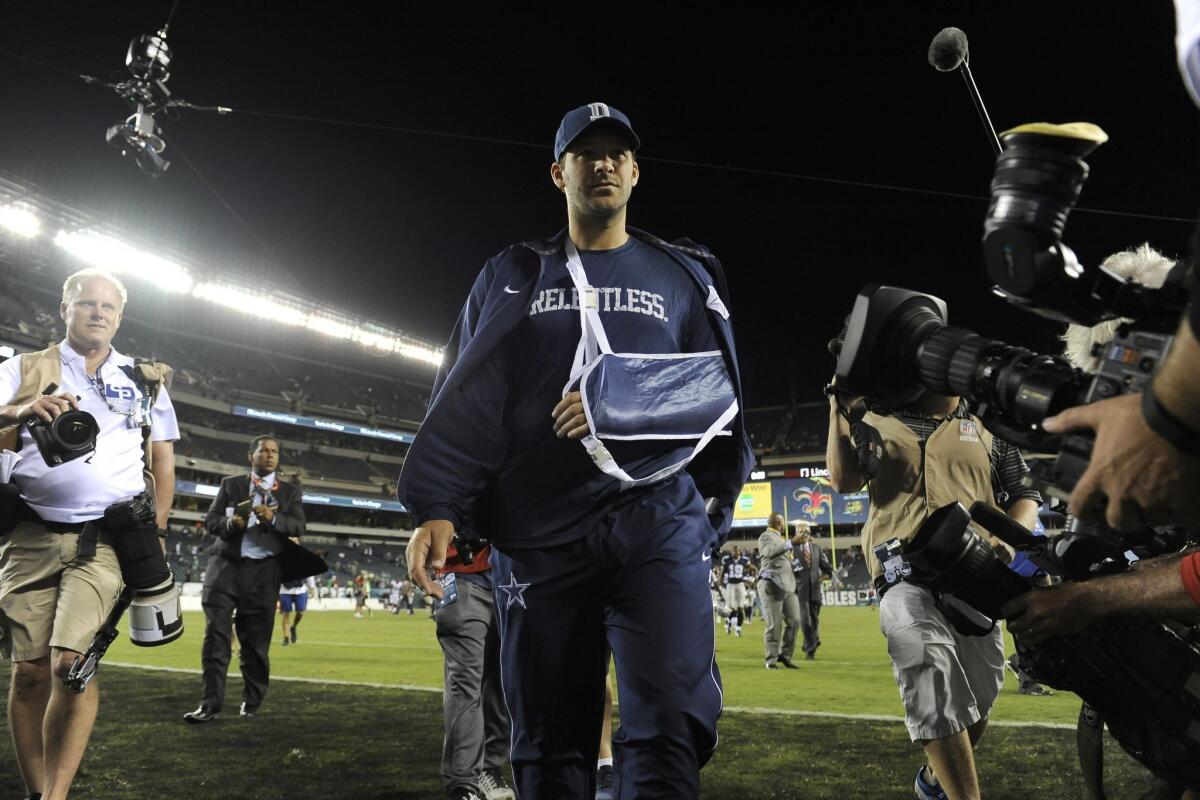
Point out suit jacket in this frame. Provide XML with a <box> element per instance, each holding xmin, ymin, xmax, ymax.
<box><xmin>792</xmin><ymin>540</ymin><xmax>832</xmax><ymax>602</ymax></box>
<box><xmin>757</xmin><ymin>528</ymin><xmax>796</xmax><ymax>593</ymax></box>
<box><xmin>205</xmin><ymin>473</ymin><xmax>305</xmax><ymax>555</ymax></box>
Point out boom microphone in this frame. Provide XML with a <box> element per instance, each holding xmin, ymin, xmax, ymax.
<box><xmin>927</xmin><ymin>26</ymin><xmax>968</xmax><ymax>72</ymax></box>
<box><xmin>927</xmin><ymin>26</ymin><xmax>1002</xmax><ymax>157</ymax></box>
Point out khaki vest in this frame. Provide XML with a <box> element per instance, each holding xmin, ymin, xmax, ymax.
<box><xmin>0</xmin><ymin>345</ymin><xmax>65</xmax><ymax>452</ymax></box>
<box><xmin>0</xmin><ymin>344</ymin><xmax>173</xmax><ymax>493</ymax></box>
<box><xmin>860</xmin><ymin>410</ymin><xmax>1002</xmax><ymax>580</ymax></box>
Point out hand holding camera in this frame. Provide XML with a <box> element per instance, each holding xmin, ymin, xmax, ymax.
<box><xmin>16</xmin><ymin>392</ymin><xmax>78</xmax><ymax>424</ymax></box>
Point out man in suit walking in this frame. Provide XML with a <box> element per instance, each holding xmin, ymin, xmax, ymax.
<box><xmin>757</xmin><ymin>513</ymin><xmax>801</xmax><ymax>670</ymax></box>
<box><xmin>185</xmin><ymin>435</ymin><xmax>306</xmax><ymax>722</ymax></box>
<box><xmin>792</xmin><ymin>523</ymin><xmax>833</xmax><ymax>660</ymax></box>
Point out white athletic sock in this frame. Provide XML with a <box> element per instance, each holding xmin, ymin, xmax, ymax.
<box><xmin>597</xmin><ymin>758</ymin><xmax>613</xmax><ymax>769</ymax></box>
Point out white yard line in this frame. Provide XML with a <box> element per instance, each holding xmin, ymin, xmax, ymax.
<box><xmin>104</xmin><ymin>661</ymin><xmax>1074</xmax><ymax>729</ymax></box>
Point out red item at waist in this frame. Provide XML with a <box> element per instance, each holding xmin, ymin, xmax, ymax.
<box><xmin>439</xmin><ymin>542</ymin><xmax>492</xmax><ymax>576</ymax></box>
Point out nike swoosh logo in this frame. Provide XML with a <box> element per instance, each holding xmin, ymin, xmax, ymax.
<box><xmin>503</xmin><ymin>285</ymin><xmax>519</xmax><ymax>294</ymax></box>
<box><xmin>702</xmin><ymin>552</ymin><xmax>711</xmax><ymax>561</ymax></box>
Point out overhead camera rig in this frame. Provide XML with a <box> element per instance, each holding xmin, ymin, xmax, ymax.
<box><xmin>82</xmin><ymin>20</ymin><xmax>229</xmax><ymax>178</ymax></box>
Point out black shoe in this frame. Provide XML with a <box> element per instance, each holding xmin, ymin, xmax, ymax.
<box><xmin>239</xmin><ymin>702</ymin><xmax>257</xmax><ymax>718</ymax></box>
<box><xmin>290</xmin><ymin>625</ymin><xmax>298</xmax><ymax>643</ymax></box>
<box><xmin>1019</xmin><ymin>683</ymin><xmax>1053</xmax><ymax>696</ymax></box>
<box><xmin>779</xmin><ymin>657</ymin><xmax>800</xmax><ymax>669</ymax></box>
<box><xmin>281</xmin><ymin>637</ymin><xmax>289</xmax><ymax>647</ymax></box>
<box><xmin>183</xmin><ymin>705</ymin><xmax>220</xmax><ymax>724</ymax></box>
<box><xmin>765</xmin><ymin>659</ymin><xmax>779</xmax><ymax>670</ymax></box>
<box><xmin>449</xmin><ymin>788</ymin><xmax>483</xmax><ymax>800</ymax></box>
<box><xmin>805</xmin><ymin>652</ymin><xmax>815</xmax><ymax>661</ymax></box>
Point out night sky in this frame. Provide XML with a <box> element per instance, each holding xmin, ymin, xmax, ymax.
<box><xmin>1</xmin><ymin>2</ymin><xmax>1198</xmax><ymax>408</ymax></box>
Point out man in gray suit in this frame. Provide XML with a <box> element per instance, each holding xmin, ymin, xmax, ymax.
<box><xmin>791</xmin><ymin>523</ymin><xmax>833</xmax><ymax>660</ymax></box>
<box><xmin>757</xmin><ymin>513</ymin><xmax>801</xmax><ymax>670</ymax></box>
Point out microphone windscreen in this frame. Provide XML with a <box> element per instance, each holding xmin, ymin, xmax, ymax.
<box><xmin>928</xmin><ymin>27</ymin><xmax>969</xmax><ymax>72</ymax></box>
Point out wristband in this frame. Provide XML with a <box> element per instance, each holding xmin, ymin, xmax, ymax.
<box><xmin>1141</xmin><ymin>384</ymin><xmax>1200</xmax><ymax>456</ymax></box>
<box><xmin>1180</xmin><ymin>552</ymin><xmax>1200</xmax><ymax>609</ymax></box>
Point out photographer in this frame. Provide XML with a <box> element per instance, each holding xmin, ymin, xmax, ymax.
<box><xmin>0</xmin><ymin>268</ymin><xmax>179</xmax><ymax>800</ymax></box>
<box><xmin>185</xmin><ymin>435</ymin><xmax>305</xmax><ymax>722</ymax></box>
<box><xmin>827</xmin><ymin>382</ymin><xmax>1039</xmax><ymax>800</ymax></box>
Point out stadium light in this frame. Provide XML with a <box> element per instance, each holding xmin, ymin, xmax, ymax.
<box><xmin>55</xmin><ymin>229</ymin><xmax>193</xmax><ymax>294</ymax></box>
<box><xmin>306</xmin><ymin>314</ymin><xmax>355</xmax><ymax>340</ymax></box>
<box><xmin>398</xmin><ymin>342</ymin><xmax>443</xmax><ymax>366</ymax></box>
<box><xmin>353</xmin><ymin>329</ymin><xmax>396</xmax><ymax>353</ymax></box>
<box><xmin>0</xmin><ymin>204</ymin><xmax>40</xmax><ymax>238</ymax></box>
<box><xmin>192</xmin><ymin>282</ymin><xmax>308</xmax><ymax>325</ymax></box>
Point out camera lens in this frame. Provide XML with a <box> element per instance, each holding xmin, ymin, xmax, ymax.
<box><xmin>56</xmin><ymin>414</ymin><xmax>96</xmax><ymax>447</ymax></box>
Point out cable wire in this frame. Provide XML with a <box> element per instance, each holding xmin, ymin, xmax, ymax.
<box><xmin>0</xmin><ymin>46</ymin><xmax>1193</xmax><ymax>225</ymax></box>
<box><xmin>157</xmin><ymin>128</ymin><xmax>277</xmax><ymax>261</ymax></box>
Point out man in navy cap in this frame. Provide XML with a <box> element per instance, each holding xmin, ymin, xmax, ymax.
<box><xmin>400</xmin><ymin>102</ymin><xmax>752</xmax><ymax>799</ymax></box>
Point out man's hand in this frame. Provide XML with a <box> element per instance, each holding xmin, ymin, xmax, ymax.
<box><xmin>1042</xmin><ymin>394</ymin><xmax>1200</xmax><ymax>529</ymax></box>
<box><xmin>406</xmin><ymin>520</ymin><xmax>455</xmax><ymax>599</ymax></box>
<box><xmin>254</xmin><ymin>504</ymin><xmax>276</xmax><ymax>523</ymax></box>
<box><xmin>1002</xmin><ymin>583</ymin><xmax>1094</xmax><ymax>645</ymax></box>
<box><xmin>552</xmin><ymin>391</ymin><xmax>591</xmax><ymax>440</ymax></box>
<box><xmin>15</xmin><ymin>393</ymin><xmax>78</xmax><ymax>424</ymax></box>
<box><xmin>228</xmin><ymin>515</ymin><xmax>247</xmax><ymax>532</ymax></box>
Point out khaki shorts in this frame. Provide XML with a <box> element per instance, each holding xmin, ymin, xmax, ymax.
<box><xmin>0</xmin><ymin>520</ymin><xmax>123</xmax><ymax>661</ymax></box>
<box><xmin>879</xmin><ymin>581</ymin><xmax>1005</xmax><ymax>742</ymax></box>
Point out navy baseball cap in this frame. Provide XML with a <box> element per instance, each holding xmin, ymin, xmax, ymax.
<box><xmin>553</xmin><ymin>102</ymin><xmax>641</xmax><ymax>162</ymax></box>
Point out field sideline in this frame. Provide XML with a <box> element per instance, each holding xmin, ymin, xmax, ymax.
<box><xmin>0</xmin><ymin>606</ymin><xmax>1158</xmax><ymax>798</ymax></box>
<box><xmin>103</xmin><ymin>605</ymin><xmax>1088</xmax><ymax>725</ymax></box>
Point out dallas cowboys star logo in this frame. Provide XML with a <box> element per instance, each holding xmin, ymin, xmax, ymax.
<box><xmin>498</xmin><ymin>573</ymin><xmax>531</xmax><ymax>610</ymax></box>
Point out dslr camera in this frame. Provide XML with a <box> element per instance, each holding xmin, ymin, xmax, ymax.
<box><xmin>24</xmin><ymin>385</ymin><xmax>99</xmax><ymax>467</ymax></box>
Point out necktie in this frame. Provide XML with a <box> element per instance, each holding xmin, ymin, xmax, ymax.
<box><xmin>803</xmin><ymin>545</ymin><xmax>812</xmax><ymax>567</ymax></box>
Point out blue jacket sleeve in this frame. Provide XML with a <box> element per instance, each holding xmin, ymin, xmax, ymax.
<box><xmin>397</xmin><ymin>258</ymin><xmax>511</xmax><ymax>531</ymax></box>
<box><xmin>678</xmin><ymin>244</ymin><xmax>754</xmax><ymax>543</ymax></box>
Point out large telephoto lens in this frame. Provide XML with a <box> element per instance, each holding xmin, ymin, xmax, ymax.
<box><xmin>905</xmin><ymin>503</ymin><xmax>1029</xmax><ymax>622</ymax></box>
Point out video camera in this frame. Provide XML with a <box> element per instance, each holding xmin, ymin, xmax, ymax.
<box><xmin>834</xmin><ymin>122</ymin><xmax>1200</xmax><ymax>785</ymax></box>
<box><xmin>834</xmin><ymin>122</ymin><xmax>1189</xmax><ymax>499</ymax></box>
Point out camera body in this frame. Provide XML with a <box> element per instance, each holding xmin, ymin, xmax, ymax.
<box><xmin>25</xmin><ymin>408</ymin><xmax>99</xmax><ymax>467</ymax></box>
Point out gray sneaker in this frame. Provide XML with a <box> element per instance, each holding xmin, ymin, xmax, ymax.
<box><xmin>477</xmin><ymin>768</ymin><xmax>515</xmax><ymax>800</ymax></box>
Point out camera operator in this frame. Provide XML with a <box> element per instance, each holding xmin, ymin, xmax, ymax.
<box><xmin>827</xmin><ymin>381</ymin><xmax>1040</xmax><ymax>800</ymax></box>
<box><xmin>0</xmin><ymin>268</ymin><xmax>179</xmax><ymax>800</ymax></box>
<box><xmin>185</xmin><ymin>435</ymin><xmax>305</xmax><ymax>723</ymax></box>
<box><xmin>407</xmin><ymin>528</ymin><xmax>513</xmax><ymax>800</ymax></box>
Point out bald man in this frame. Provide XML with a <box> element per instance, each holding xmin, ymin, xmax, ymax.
<box><xmin>757</xmin><ymin>513</ymin><xmax>801</xmax><ymax>669</ymax></box>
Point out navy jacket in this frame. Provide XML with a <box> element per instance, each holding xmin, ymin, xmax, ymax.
<box><xmin>397</xmin><ymin>227</ymin><xmax>754</xmax><ymax>543</ymax></box>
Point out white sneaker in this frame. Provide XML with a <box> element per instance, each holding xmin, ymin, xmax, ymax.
<box><xmin>353</xmin><ymin>613</ymin><xmax>363</xmax><ymax>618</ymax></box>
<box><xmin>477</xmin><ymin>768</ymin><xmax>515</xmax><ymax>800</ymax></box>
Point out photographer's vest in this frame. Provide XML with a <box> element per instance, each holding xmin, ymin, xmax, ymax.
<box><xmin>0</xmin><ymin>344</ymin><xmax>173</xmax><ymax>494</ymax></box>
<box><xmin>860</xmin><ymin>410</ymin><xmax>1003</xmax><ymax>580</ymax></box>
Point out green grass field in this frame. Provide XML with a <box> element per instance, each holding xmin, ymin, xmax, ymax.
<box><xmin>0</xmin><ymin>605</ymin><xmax>1160</xmax><ymax>798</ymax></box>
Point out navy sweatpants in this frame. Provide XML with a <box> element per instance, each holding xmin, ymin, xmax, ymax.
<box><xmin>490</xmin><ymin>474</ymin><xmax>723</xmax><ymax>800</ymax></box>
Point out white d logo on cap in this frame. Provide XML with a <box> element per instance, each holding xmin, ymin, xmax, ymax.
<box><xmin>588</xmin><ymin>102</ymin><xmax>611</xmax><ymax>120</ymax></box>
